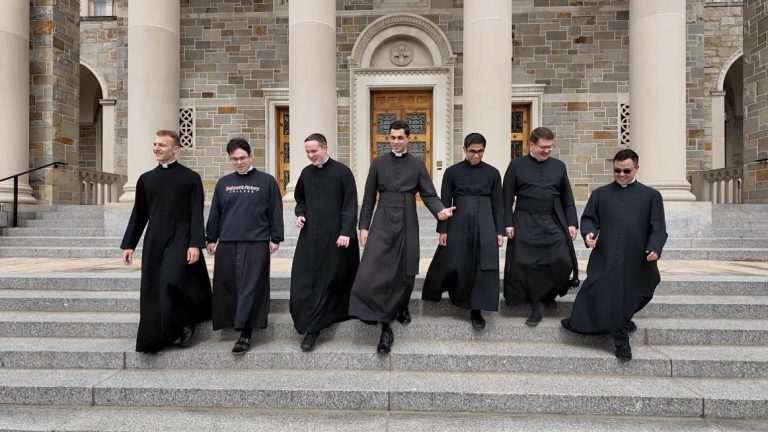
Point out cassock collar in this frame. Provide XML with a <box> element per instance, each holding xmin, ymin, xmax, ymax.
<box><xmin>315</xmin><ymin>155</ymin><xmax>331</xmax><ymax>168</ymax></box>
<box><xmin>528</xmin><ymin>153</ymin><xmax>548</xmax><ymax>163</ymax></box>
<box><xmin>463</xmin><ymin>159</ymin><xmax>481</xmax><ymax>167</ymax></box>
<box><xmin>236</xmin><ymin>166</ymin><xmax>255</xmax><ymax>176</ymax></box>
<box><xmin>391</xmin><ymin>149</ymin><xmax>408</xmax><ymax>158</ymax></box>
<box><xmin>160</xmin><ymin>160</ymin><xmax>178</xmax><ymax>169</ymax></box>
<box><xmin>616</xmin><ymin>178</ymin><xmax>638</xmax><ymax>188</ymax></box>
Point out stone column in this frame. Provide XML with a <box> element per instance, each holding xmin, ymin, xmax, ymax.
<box><xmin>0</xmin><ymin>2</ymin><xmax>35</xmax><ymax>204</ymax></box>
<box><xmin>286</xmin><ymin>0</ymin><xmax>336</xmax><ymax>203</ymax></box>
<box><xmin>99</xmin><ymin>99</ymin><xmax>117</xmax><ymax>173</ymax></box>
<box><xmin>711</xmin><ymin>91</ymin><xmax>726</xmax><ymax>169</ymax></box>
<box><xmin>629</xmin><ymin>0</ymin><xmax>695</xmax><ymax>201</ymax></box>
<box><xmin>743</xmin><ymin>0</ymin><xmax>768</xmax><ymax>203</ymax></box>
<box><xmin>462</xmin><ymin>0</ymin><xmax>512</xmax><ymax>177</ymax></box>
<box><xmin>119</xmin><ymin>0</ymin><xmax>180</xmax><ymax>202</ymax></box>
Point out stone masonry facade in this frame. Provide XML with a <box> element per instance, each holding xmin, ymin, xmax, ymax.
<box><xmin>743</xmin><ymin>0</ymin><xmax>768</xmax><ymax>202</ymax></box>
<box><xmin>52</xmin><ymin>0</ymin><xmax>752</xmax><ymax>201</ymax></box>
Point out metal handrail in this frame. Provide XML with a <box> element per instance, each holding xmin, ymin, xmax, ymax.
<box><xmin>0</xmin><ymin>161</ymin><xmax>68</xmax><ymax>227</ymax></box>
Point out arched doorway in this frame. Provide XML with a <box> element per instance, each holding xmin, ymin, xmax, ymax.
<box><xmin>722</xmin><ymin>57</ymin><xmax>743</xmax><ymax>168</ymax></box>
<box><xmin>79</xmin><ymin>64</ymin><xmax>104</xmax><ymax>171</ymax></box>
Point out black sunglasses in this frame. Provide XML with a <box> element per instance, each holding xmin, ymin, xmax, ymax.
<box><xmin>613</xmin><ymin>168</ymin><xmax>633</xmax><ymax>174</ymax></box>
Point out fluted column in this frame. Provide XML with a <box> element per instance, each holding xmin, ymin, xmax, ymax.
<box><xmin>462</xmin><ymin>0</ymin><xmax>512</xmax><ymax>176</ymax></box>
<box><xmin>286</xmin><ymin>0</ymin><xmax>336</xmax><ymax>203</ymax></box>
<box><xmin>119</xmin><ymin>0</ymin><xmax>180</xmax><ymax>202</ymax></box>
<box><xmin>0</xmin><ymin>2</ymin><xmax>36</xmax><ymax>204</ymax></box>
<box><xmin>630</xmin><ymin>0</ymin><xmax>695</xmax><ymax>201</ymax></box>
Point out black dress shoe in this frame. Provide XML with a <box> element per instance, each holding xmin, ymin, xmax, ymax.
<box><xmin>625</xmin><ymin>320</ymin><xmax>638</xmax><ymax>333</ymax></box>
<box><xmin>179</xmin><ymin>325</ymin><xmax>195</xmax><ymax>348</ymax></box>
<box><xmin>615</xmin><ymin>345</ymin><xmax>632</xmax><ymax>362</ymax></box>
<box><xmin>525</xmin><ymin>304</ymin><xmax>542</xmax><ymax>327</ymax></box>
<box><xmin>396</xmin><ymin>306</ymin><xmax>411</xmax><ymax>325</ymax></box>
<box><xmin>301</xmin><ymin>332</ymin><xmax>319</xmax><ymax>352</ymax></box>
<box><xmin>232</xmin><ymin>336</ymin><xmax>251</xmax><ymax>355</ymax></box>
<box><xmin>543</xmin><ymin>298</ymin><xmax>558</xmax><ymax>311</ymax></box>
<box><xmin>470</xmin><ymin>310</ymin><xmax>485</xmax><ymax>330</ymax></box>
<box><xmin>376</xmin><ymin>327</ymin><xmax>394</xmax><ymax>354</ymax></box>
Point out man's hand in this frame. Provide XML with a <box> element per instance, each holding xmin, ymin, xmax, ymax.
<box><xmin>585</xmin><ymin>232</ymin><xmax>597</xmax><ymax>248</ymax></box>
<box><xmin>506</xmin><ymin>227</ymin><xmax>515</xmax><ymax>239</ymax></box>
<box><xmin>646</xmin><ymin>251</ymin><xmax>660</xmax><ymax>262</ymax></box>
<box><xmin>187</xmin><ymin>247</ymin><xmax>199</xmax><ymax>265</ymax></box>
<box><xmin>437</xmin><ymin>206</ymin><xmax>456</xmax><ymax>221</ymax></box>
<box><xmin>336</xmin><ymin>235</ymin><xmax>350</xmax><ymax>248</ymax></box>
<box><xmin>439</xmin><ymin>233</ymin><xmax>447</xmax><ymax>247</ymax></box>
<box><xmin>359</xmin><ymin>229</ymin><xmax>368</xmax><ymax>247</ymax></box>
<box><xmin>497</xmin><ymin>235</ymin><xmax>504</xmax><ymax>247</ymax></box>
<box><xmin>296</xmin><ymin>216</ymin><xmax>306</xmax><ymax>228</ymax></box>
<box><xmin>269</xmin><ymin>241</ymin><xmax>280</xmax><ymax>254</ymax></box>
<box><xmin>122</xmin><ymin>249</ymin><xmax>134</xmax><ymax>265</ymax></box>
<box><xmin>568</xmin><ymin>225</ymin><xmax>577</xmax><ymax>240</ymax></box>
<box><xmin>206</xmin><ymin>242</ymin><xmax>216</xmax><ymax>255</ymax></box>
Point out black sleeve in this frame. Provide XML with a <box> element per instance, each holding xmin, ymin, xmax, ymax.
<box><xmin>205</xmin><ymin>182</ymin><xmax>222</xmax><ymax>243</ymax></box>
<box><xmin>294</xmin><ymin>171</ymin><xmax>306</xmax><ymax>218</ymax></box>
<box><xmin>646</xmin><ymin>190</ymin><xmax>668</xmax><ymax>255</ymax></box>
<box><xmin>189</xmin><ymin>173</ymin><xmax>207</xmax><ymax>248</ymax></box>
<box><xmin>491</xmin><ymin>168</ymin><xmax>505</xmax><ymax>235</ymax></box>
<box><xmin>339</xmin><ymin>167</ymin><xmax>358</xmax><ymax>238</ymax></box>
<box><xmin>580</xmin><ymin>189</ymin><xmax>599</xmax><ymax>247</ymax></box>
<box><xmin>417</xmin><ymin>162</ymin><xmax>445</xmax><ymax>217</ymax></box>
<box><xmin>502</xmin><ymin>162</ymin><xmax>516</xmax><ymax>228</ymax></box>
<box><xmin>120</xmin><ymin>176</ymin><xmax>148</xmax><ymax>250</ymax></box>
<box><xmin>436</xmin><ymin>168</ymin><xmax>454</xmax><ymax>234</ymax></box>
<box><xmin>559</xmin><ymin>163</ymin><xmax>578</xmax><ymax>228</ymax></box>
<box><xmin>358</xmin><ymin>161</ymin><xmax>378</xmax><ymax>230</ymax></box>
<box><xmin>269</xmin><ymin>177</ymin><xmax>285</xmax><ymax>243</ymax></box>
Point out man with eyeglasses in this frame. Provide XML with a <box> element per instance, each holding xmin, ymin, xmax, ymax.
<box><xmin>561</xmin><ymin>149</ymin><xmax>667</xmax><ymax>361</ymax></box>
<box><xmin>121</xmin><ymin>130</ymin><xmax>212</xmax><ymax>354</ymax></box>
<box><xmin>502</xmin><ymin>126</ymin><xmax>579</xmax><ymax>327</ymax></box>
<box><xmin>205</xmin><ymin>137</ymin><xmax>284</xmax><ymax>355</ymax></box>
<box><xmin>422</xmin><ymin>133</ymin><xmax>505</xmax><ymax>330</ymax></box>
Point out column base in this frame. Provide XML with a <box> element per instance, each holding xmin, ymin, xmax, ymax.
<box><xmin>118</xmin><ymin>182</ymin><xmax>136</xmax><ymax>203</ymax></box>
<box><xmin>643</xmin><ymin>180</ymin><xmax>697</xmax><ymax>202</ymax></box>
<box><xmin>281</xmin><ymin>181</ymin><xmax>296</xmax><ymax>211</ymax></box>
<box><xmin>0</xmin><ymin>183</ymin><xmax>37</xmax><ymax>205</ymax></box>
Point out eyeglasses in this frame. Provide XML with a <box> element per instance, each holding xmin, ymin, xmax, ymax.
<box><xmin>613</xmin><ymin>168</ymin><xmax>633</xmax><ymax>174</ymax></box>
<box><xmin>467</xmin><ymin>149</ymin><xmax>485</xmax><ymax>155</ymax></box>
<box><xmin>534</xmin><ymin>143</ymin><xmax>554</xmax><ymax>151</ymax></box>
<box><xmin>230</xmin><ymin>156</ymin><xmax>251</xmax><ymax>163</ymax></box>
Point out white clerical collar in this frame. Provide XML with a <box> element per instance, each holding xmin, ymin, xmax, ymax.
<box><xmin>619</xmin><ymin>178</ymin><xmax>637</xmax><ymax>188</ymax></box>
<box><xmin>315</xmin><ymin>155</ymin><xmax>330</xmax><ymax>168</ymax></box>
<box><xmin>160</xmin><ymin>160</ymin><xmax>177</xmax><ymax>169</ymax></box>
<box><xmin>237</xmin><ymin>166</ymin><xmax>255</xmax><ymax>175</ymax></box>
<box><xmin>392</xmin><ymin>150</ymin><xmax>407</xmax><ymax>158</ymax></box>
<box><xmin>529</xmin><ymin>152</ymin><xmax>547</xmax><ymax>162</ymax></box>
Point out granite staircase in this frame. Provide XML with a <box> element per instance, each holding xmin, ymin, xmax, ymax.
<box><xmin>0</xmin><ymin>204</ymin><xmax>766</xmax><ymax>431</ymax></box>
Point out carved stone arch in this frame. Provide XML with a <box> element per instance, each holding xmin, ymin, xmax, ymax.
<box><xmin>80</xmin><ymin>60</ymin><xmax>109</xmax><ymax>99</ymax></box>
<box><xmin>348</xmin><ymin>13</ymin><xmax>456</xmax><ymax>68</ymax></box>
<box><xmin>717</xmin><ymin>48</ymin><xmax>743</xmax><ymax>92</ymax></box>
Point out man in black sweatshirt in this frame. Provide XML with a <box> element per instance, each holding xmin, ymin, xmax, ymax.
<box><xmin>206</xmin><ymin>138</ymin><xmax>284</xmax><ymax>354</ymax></box>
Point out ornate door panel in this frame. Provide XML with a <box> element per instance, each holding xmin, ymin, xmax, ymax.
<box><xmin>511</xmin><ymin>104</ymin><xmax>531</xmax><ymax>160</ymax></box>
<box><xmin>370</xmin><ymin>90</ymin><xmax>433</xmax><ymax>175</ymax></box>
<box><xmin>276</xmin><ymin>106</ymin><xmax>290</xmax><ymax>197</ymax></box>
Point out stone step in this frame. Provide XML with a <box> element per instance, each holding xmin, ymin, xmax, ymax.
<box><xmin>0</xmin><ymin>312</ymin><xmax>766</xmax><ymax>346</ymax></box>
<box><xmin>711</xmin><ymin>228</ymin><xmax>768</xmax><ymax>238</ymax></box>
<box><xmin>1</xmin><ymin>406</ymin><xmax>764</xmax><ymax>432</ymax></box>
<box><xmin>17</xmin><ymin>219</ymin><xmax>104</xmax><ymax>228</ymax></box>
<box><xmin>0</xmin><ymin>368</ymin><xmax>765</xmax><ymax>418</ymax></box>
<box><xmin>1</xmin><ymin>289</ymin><xmax>766</xmax><ymax>320</ymax></box>
<box><xmin>0</xmin><ymin>236</ymin><xmax>123</xmax><ymax>247</ymax></box>
<box><xmin>38</xmin><ymin>207</ymin><xmax>104</xmax><ymax>218</ymax></box>
<box><xmin>0</xmin><ymin>272</ymin><xmax>765</xmax><ymax>296</ymax></box>
<box><xmin>2</xmin><ymin>337</ymin><xmax>768</xmax><ymax>379</ymax></box>
<box><xmin>0</xmin><ymin>227</ymin><xmax>105</xmax><ymax>237</ymax></box>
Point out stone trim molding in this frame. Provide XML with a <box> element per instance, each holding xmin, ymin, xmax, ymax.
<box><xmin>348</xmin><ymin>13</ymin><xmax>456</xmax><ymax>68</ymax></box>
<box><xmin>263</xmin><ymin>88</ymin><xmax>289</xmax><ymax>176</ymax></box>
<box><xmin>511</xmin><ymin>84</ymin><xmax>546</xmax><ymax>132</ymax></box>
<box><xmin>717</xmin><ymin>48</ymin><xmax>743</xmax><ymax>92</ymax></box>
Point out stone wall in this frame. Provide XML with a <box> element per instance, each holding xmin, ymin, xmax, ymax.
<box><xmin>30</xmin><ymin>0</ymin><xmax>81</xmax><ymax>204</ymax></box>
<box><xmin>743</xmin><ymin>0</ymin><xmax>768</xmax><ymax>202</ymax></box>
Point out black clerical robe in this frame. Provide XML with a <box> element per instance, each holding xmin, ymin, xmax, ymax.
<box><xmin>349</xmin><ymin>152</ymin><xmax>445</xmax><ymax>323</ymax></box>
<box><xmin>290</xmin><ymin>158</ymin><xmax>359</xmax><ymax>334</ymax></box>
<box><xmin>503</xmin><ymin>155</ymin><xmax>579</xmax><ymax>305</ymax></box>
<box><xmin>422</xmin><ymin>160</ymin><xmax>504</xmax><ymax>311</ymax></box>
<box><xmin>206</xmin><ymin>168</ymin><xmax>284</xmax><ymax>330</ymax></box>
<box><xmin>120</xmin><ymin>161</ymin><xmax>212</xmax><ymax>353</ymax></box>
<box><xmin>562</xmin><ymin>181</ymin><xmax>667</xmax><ymax>334</ymax></box>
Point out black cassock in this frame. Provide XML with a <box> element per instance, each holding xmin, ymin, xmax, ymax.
<box><xmin>290</xmin><ymin>158</ymin><xmax>359</xmax><ymax>334</ymax></box>
<box><xmin>562</xmin><ymin>181</ymin><xmax>667</xmax><ymax>334</ymax></box>
<box><xmin>503</xmin><ymin>155</ymin><xmax>579</xmax><ymax>305</ymax></box>
<box><xmin>120</xmin><ymin>161</ymin><xmax>212</xmax><ymax>353</ymax></box>
<box><xmin>206</xmin><ymin>169</ymin><xmax>284</xmax><ymax>331</ymax></box>
<box><xmin>422</xmin><ymin>160</ymin><xmax>504</xmax><ymax>311</ymax></box>
<box><xmin>349</xmin><ymin>152</ymin><xmax>444</xmax><ymax>323</ymax></box>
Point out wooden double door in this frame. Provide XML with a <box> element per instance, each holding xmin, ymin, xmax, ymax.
<box><xmin>511</xmin><ymin>104</ymin><xmax>531</xmax><ymax>159</ymax></box>
<box><xmin>370</xmin><ymin>90</ymin><xmax>433</xmax><ymax>175</ymax></box>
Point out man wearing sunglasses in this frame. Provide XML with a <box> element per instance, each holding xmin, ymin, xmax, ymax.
<box><xmin>561</xmin><ymin>149</ymin><xmax>668</xmax><ymax>362</ymax></box>
<box><xmin>502</xmin><ymin>127</ymin><xmax>579</xmax><ymax>327</ymax></box>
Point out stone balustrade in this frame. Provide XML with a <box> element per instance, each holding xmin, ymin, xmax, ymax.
<box><xmin>78</xmin><ymin>168</ymin><xmax>126</xmax><ymax>205</ymax></box>
<box><xmin>689</xmin><ymin>166</ymin><xmax>742</xmax><ymax>204</ymax></box>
